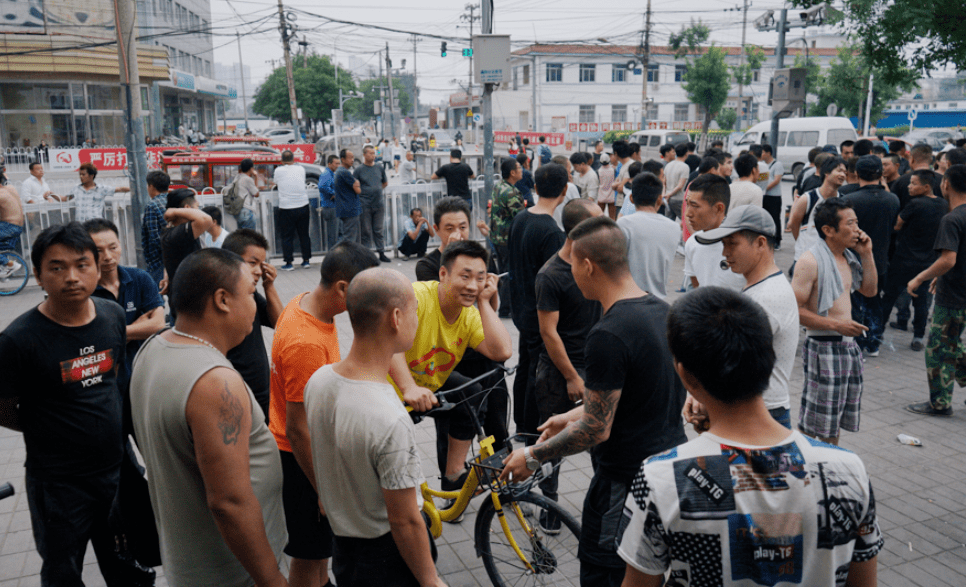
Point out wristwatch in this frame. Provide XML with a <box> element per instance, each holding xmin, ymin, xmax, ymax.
<box><xmin>523</xmin><ymin>446</ymin><xmax>540</xmax><ymax>472</ymax></box>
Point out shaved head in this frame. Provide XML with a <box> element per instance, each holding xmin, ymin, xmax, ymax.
<box><xmin>570</xmin><ymin>216</ymin><xmax>628</xmax><ymax>277</ymax></box>
<box><xmin>346</xmin><ymin>268</ymin><xmax>414</xmax><ymax>337</ymax></box>
<box><xmin>562</xmin><ymin>197</ymin><xmax>602</xmax><ymax>235</ymax></box>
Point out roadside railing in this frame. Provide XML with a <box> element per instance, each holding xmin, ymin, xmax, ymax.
<box><xmin>9</xmin><ymin>179</ymin><xmax>494</xmax><ymax>267</ymax></box>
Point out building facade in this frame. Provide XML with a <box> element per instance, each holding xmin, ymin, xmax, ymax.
<box><xmin>0</xmin><ymin>0</ymin><xmax>233</xmax><ymax>148</ymax></box>
<box><xmin>488</xmin><ymin>42</ymin><xmax>838</xmax><ymax>138</ymax></box>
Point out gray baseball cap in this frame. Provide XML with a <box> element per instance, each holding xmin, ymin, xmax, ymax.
<box><xmin>694</xmin><ymin>205</ymin><xmax>777</xmax><ymax>244</ymax></box>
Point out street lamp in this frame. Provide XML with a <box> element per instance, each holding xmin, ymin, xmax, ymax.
<box><xmin>335</xmin><ymin>90</ymin><xmax>363</xmax><ymax>153</ymax></box>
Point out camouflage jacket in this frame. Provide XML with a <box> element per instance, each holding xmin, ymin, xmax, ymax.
<box><xmin>489</xmin><ymin>180</ymin><xmax>527</xmax><ymax>247</ymax></box>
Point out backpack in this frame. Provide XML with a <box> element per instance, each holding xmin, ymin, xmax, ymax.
<box><xmin>222</xmin><ymin>177</ymin><xmax>245</xmax><ymax>216</ymax></box>
<box><xmin>539</xmin><ymin>144</ymin><xmax>552</xmax><ymax>165</ymax></box>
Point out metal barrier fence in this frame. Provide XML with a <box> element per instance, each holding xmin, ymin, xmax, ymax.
<box><xmin>9</xmin><ymin>179</ymin><xmax>495</xmax><ymax>268</ymax></box>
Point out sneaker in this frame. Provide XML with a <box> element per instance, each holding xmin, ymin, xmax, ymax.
<box><xmin>866</xmin><ymin>349</ymin><xmax>880</xmax><ymax>357</ymax></box>
<box><xmin>911</xmin><ymin>339</ymin><xmax>924</xmax><ymax>352</ymax></box>
<box><xmin>774</xmin><ymin>243</ymin><xmax>781</xmax><ymax>251</ymax></box>
<box><xmin>440</xmin><ymin>470</ymin><xmax>469</xmax><ymax>492</ymax></box>
<box><xmin>538</xmin><ymin>509</ymin><xmax>561</xmax><ymax>535</ymax></box>
<box><xmin>378</xmin><ymin>253</ymin><xmax>391</xmax><ymax>263</ymax></box>
<box><xmin>301</xmin><ymin>261</ymin><xmax>311</xmax><ymax>269</ymax></box>
<box><xmin>0</xmin><ymin>260</ymin><xmax>20</xmax><ymax>280</ymax></box>
<box><xmin>889</xmin><ymin>321</ymin><xmax>908</xmax><ymax>331</ymax></box>
<box><xmin>280</xmin><ymin>263</ymin><xmax>295</xmax><ymax>271</ymax></box>
<box><xmin>906</xmin><ymin>401</ymin><xmax>952</xmax><ymax>416</ymax></box>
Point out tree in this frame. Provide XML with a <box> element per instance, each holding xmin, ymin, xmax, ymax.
<box><xmin>345</xmin><ymin>78</ymin><xmax>413</xmax><ymax>129</ymax></box>
<box><xmin>804</xmin><ymin>45</ymin><xmax>916</xmax><ymax>127</ymax></box>
<box><xmin>715</xmin><ymin>108</ymin><xmax>737</xmax><ymax>131</ymax></box>
<box><xmin>790</xmin><ymin>0</ymin><xmax>960</xmax><ymax>88</ymax></box>
<box><xmin>669</xmin><ymin>22</ymin><xmax>731</xmax><ymax>148</ymax></box>
<box><xmin>252</xmin><ymin>54</ymin><xmax>357</xmax><ymax>130</ymax></box>
<box><xmin>731</xmin><ymin>45</ymin><xmax>766</xmax><ymax>86</ymax></box>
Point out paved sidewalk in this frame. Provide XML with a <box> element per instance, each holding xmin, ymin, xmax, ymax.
<box><xmin>0</xmin><ymin>243</ymin><xmax>965</xmax><ymax>587</ymax></box>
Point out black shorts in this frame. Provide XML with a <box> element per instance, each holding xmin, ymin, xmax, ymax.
<box><xmin>438</xmin><ymin>370</ymin><xmax>488</xmax><ymax>441</ymax></box>
<box><xmin>280</xmin><ymin>450</ymin><xmax>335</xmax><ymax>560</ymax></box>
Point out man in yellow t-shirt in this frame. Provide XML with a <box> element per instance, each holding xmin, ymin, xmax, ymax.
<box><xmin>391</xmin><ymin>240</ymin><xmax>513</xmax><ymax>490</ymax></box>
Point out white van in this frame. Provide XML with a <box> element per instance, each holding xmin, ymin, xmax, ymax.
<box><xmin>627</xmin><ymin>129</ymin><xmax>691</xmax><ymax>160</ymax></box>
<box><xmin>732</xmin><ymin>117</ymin><xmax>857</xmax><ymax>180</ymax></box>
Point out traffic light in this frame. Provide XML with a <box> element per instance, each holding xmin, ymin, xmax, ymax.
<box><xmin>462</xmin><ymin>48</ymin><xmax>473</xmax><ymax>57</ymax></box>
<box><xmin>441</xmin><ymin>42</ymin><xmax>447</xmax><ymax>57</ymax></box>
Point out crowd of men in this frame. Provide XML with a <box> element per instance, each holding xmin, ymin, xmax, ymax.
<box><xmin>3</xmin><ymin>130</ymin><xmax>966</xmax><ymax>587</ymax></box>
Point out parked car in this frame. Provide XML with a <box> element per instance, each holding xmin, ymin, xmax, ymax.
<box><xmin>901</xmin><ymin>128</ymin><xmax>964</xmax><ymax>150</ymax></box>
<box><xmin>627</xmin><ymin>129</ymin><xmax>691</xmax><ymax>161</ymax></box>
<box><xmin>262</xmin><ymin>127</ymin><xmax>298</xmax><ymax>143</ymax></box>
<box><xmin>733</xmin><ymin>117</ymin><xmax>858</xmax><ymax>180</ymax></box>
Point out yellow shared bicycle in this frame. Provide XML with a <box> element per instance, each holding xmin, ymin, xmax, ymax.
<box><xmin>410</xmin><ymin>365</ymin><xmax>582</xmax><ymax>587</ymax></box>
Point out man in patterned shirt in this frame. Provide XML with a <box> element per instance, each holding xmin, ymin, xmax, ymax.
<box><xmin>142</xmin><ymin>170</ymin><xmax>169</xmax><ymax>290</ymax></box>
<box><xmin>68</xmin><ymin>163</ymin><xmax>129</xmax><ymax>223</ymax></box>
<box><xmin>619</xmin><ymin>287</ymin><xmax>882</xmax><ymax>587</ymax></box>
<box><xmin>489</xmin><ymin>158</ymin><xmax>526</xmax><ymax>317</ymax></box>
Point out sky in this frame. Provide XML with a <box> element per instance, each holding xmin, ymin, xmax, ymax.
<box><xmin>208</xmin><ymin>0</ymin><xmax>833</xmax><ymax>105</ymax></box>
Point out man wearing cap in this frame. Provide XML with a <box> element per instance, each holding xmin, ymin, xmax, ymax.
<box><xmin>684</xmin><ymin>206</ymin><xmax>799</xmax><ymax>430</ymax></box>
<box><xmin>843</xmin><ymin>155</ymin><xmax>900</xmax><ymax>357</ymax></box>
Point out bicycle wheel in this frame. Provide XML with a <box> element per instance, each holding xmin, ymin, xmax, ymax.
<box><xmin>475</xmin><ymin>492</ymin><xmax>581</xmax><ymax>587</ymax></box>
<box><xmin>0</xmin><ymin>250</ymin><xmax>29</xmax><ymax>296</ymax></box>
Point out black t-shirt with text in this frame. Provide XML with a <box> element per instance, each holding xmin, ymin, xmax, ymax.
<box><xmin>508</xmin><ymin>210</ymin><xmax>566</xmax><ymax>335</ymax></box>
<box><xmin>226</xmin><ymin>292</ymin><xmax>272</xmax><ymax>420</ymax></box>
<box><xmin>534</xmin><ymin>253</ymin><xmax>601</xmax><ymax>369</ymax></box>
<box><xmin>934</xmin><ymin>204</ymin><xmax>966</xmax><ymax>309</ymax></box>
<box><xmin>583</xmin><ymin>295</ymin><xmax>687</xmax><ymax>484</ymax></box>
<box><xmin>894</xmin><ymin>196</ymin><xmax>948</xmax><ymax>270</ymax></box>
<box><xmin>434</xmin><ymin>162</ymin><xmax>474</xmax><ymax>198</ymax></box>
<box><xmin>0</xmin><ymin>298</ymin><xmax>126</xmax><ymax>480</ymax></box>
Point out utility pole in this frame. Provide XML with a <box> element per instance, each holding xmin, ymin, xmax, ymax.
<box><xmin>863</xmin><ymin>72</ymin><xmax>874</xmax><ymax>137</ymax></box>
<box><xmin>236</xmin><ymin>31</ymin><xmax>250</xmax><ymax>131</ymax></box>
<box><xmin>462</xmin><ymin>3</ymin><xmax>479</xmax><ymax>139</ymax></box>
<box><xmin>532</xmin><ymin>53</ymin><xmax>538</xmax><ymax>133</ymax></box>
<box><xmin>378</xmin><ymin>49</ymin><xmax>384</xmax><ymax>137</ymax></box>
<box><xmin>412</xmin><ymin>34</ymin><xmax>420</xmax><ymax>132</ymax></box>
<box><xmin>276</xmin><ymin>0</ymin><xmax>300</xmax><ymax>140</ymax></box>
<box><xmin>113</xmin><ymin>0</ymin><xmax>149</xmax><ymax>268</ymax></box>
<box><xmin>386</xmin><ymin>43</ymin><xmax>397</xmax><ymax>139</ymax></box>
<box><xmin>481</xmin><ymin>0</ymin><xmax>494</xmax><ymax>214</ymax></box>
<box><xmin>768</xmin><ymin>8</ymin><xmax>786</xmax><ymax>153</ymax></box>
<box><xmin>735</xmin><ymin>0</ymin><xmax>749</xmax><ymax>131</ymax></box>
<box><xmin>640</xmin><ymin>2</ymin><xmax>651</xmax><ymax>132</ymax></box>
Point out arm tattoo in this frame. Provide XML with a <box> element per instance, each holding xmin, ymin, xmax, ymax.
<box><xmin>217</xmin><ymin>381</ymin><xmax>244</xmax><ymax>445</ymax></box>
<box><xmin>532</xmin><ymin>388</ymin><xmax>620</xmax><ymax>462</ymax></box>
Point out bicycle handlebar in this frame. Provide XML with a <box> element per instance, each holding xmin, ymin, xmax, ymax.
<box><xmin>409</xmin><ymin>364</ymin><xmax>516</xmax><ymax>423</ymax></box>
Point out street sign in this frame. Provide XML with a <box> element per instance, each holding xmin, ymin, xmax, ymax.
<box><xmin>908</xmin><ymin>109</ymin><xmax>918</xmax><ymax>121</ymax></box>
<box><xmin>633</xmin><ymin>68</ymin><xmax>642</xmax><ymax>75</ymax></box>
<box><xmin>473</xmin><ymin>113</ymin><xmax>482</xmax><ymax>123</ymax></box>
<box><xmin>332</xmin><ymin>109</ymin><xmax>343</xmax><ymax>125</ymax></box>
<box><xmin>826</xmin><ymin>103</ymin><xmax>838</xmax><ymax>117</ymax></box>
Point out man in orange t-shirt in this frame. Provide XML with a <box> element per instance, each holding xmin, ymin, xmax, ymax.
<box><xmin>269</xmin><ymin>241</ymin><xmax>378</xmax><ymax>587</ymax></box>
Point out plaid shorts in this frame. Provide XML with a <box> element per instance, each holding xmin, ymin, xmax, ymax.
<box><xmin>799</xmin><ymin>337</ymin><xmax>864</xmax><ymax>438</ymax></box>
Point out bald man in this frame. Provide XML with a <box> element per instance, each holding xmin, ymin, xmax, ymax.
<box><xmin>304</xmin><ymin>269</ymin><xmax>445</xmax><ymax>587</ymax></box>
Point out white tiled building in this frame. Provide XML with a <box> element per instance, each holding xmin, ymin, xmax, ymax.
<box><xmin>483</xmin><ymin>42</ymin><xmax>838</xmax><ymax>138</ymax></box>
